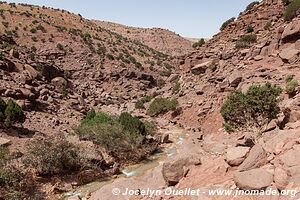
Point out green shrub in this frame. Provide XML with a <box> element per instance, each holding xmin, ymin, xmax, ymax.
<box><xmin>285</xmin><ymin>76</ymin><xmax>298</xmax><ymax>97</ymax></box>
<box><xmin>220</xmin><ymin>17</ymin><xmax>235</xmax><ymax>31</ymax></box>
<box><xmin>0</xmin><ymin>148</ymin><xmax>27</xmax><ymax>199</ymax></box>
<box><xmin>135</xmin><ymin>96</ymin><xmax>152</xmax><ymax>109</ymax></box>
<box><xmin>172</xmin><ymin>82</ymin><xmax>180</xmax><ymax>94</ymax></box>
<box><xmin>157</xmin><ymin>79</ymin><xmax>166</xmax><ymax>88</ymax></box>
<box><xmin>192</xmin><ymin>38</ymin><xmax>205</xmax><ymax>48</ymax></box>
<box><xmin>245</xmin><ymin>1</ymin><xmax>260</xmax><ymax>12</ymax></box>
<box><xmin>24</xmin><ymin>135</ymin><xmax>82</xmax><ymax>176</ymax></box>
<box><xmin>284</xmin><ymin>0</ymin><xmax>300</xmax><ymax>21</ymax></box>
<box><xmin>76</xmin><ymin>112</ymin><xmax>154</xmax><ymax>162</ymax></box>
<box><xmin>57</xmin><ymin>43</ymin><xmax>64</xmax><ymax>51</ymax></box>
<box><xmin>4</xmin><ymin>100</ymin><xmax>25</xmax><ymax>127</ymax></box>
<box><xmin>221</xmin><ymin>83</ymin><xmax>282</xmax><ymax>132</ymax></box>
<box><xmin>264</xmin><ymin>21</ymin><xmax>272</xmax><ymax>30</ymax></box>
<box><xmin>119</xmin><ymin>112</ymin><xmax>146</xmax><ymax>135</ymax></box>
<box><xmin>246</xmin><ymin>25</ymin><xmax>254</xmax><ymax>33</ymax></box>
<box><xmin>235</xmin><ymin>34</ymin><xmax>257</xmax><ymax>49</ymax></box>
<box><xmin>148</xmin><ymin>97</ymin><xmax>178</xmax><ymax>116</ymax></box>
<box><xmin>30</xmin><ymin>28</ymin><xmax>37</xmax><ymax>33</ymax></box>
<box><xmin>282</xmin><ymin>0</ymin><xmax>292</xmax><ymax>5</ymax></box>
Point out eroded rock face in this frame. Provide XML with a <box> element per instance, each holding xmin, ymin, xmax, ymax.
<box><xmin>162</xmin><ymin>154</ymin><xmax>201</xmax><ymax>186</ymax></box>
<box><xmin>234</xmin><ymin>168</ymin><xmax>273</xmax><ymax>190</ymax></box>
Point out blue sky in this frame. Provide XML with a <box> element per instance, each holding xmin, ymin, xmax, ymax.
<box><xmin>4</xmin><ymin>0</ymin><xmax>258</xmax><ymax>38</ymax></box>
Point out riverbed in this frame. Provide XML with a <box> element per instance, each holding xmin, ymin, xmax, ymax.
<box><xmin>65</xmin><ymin>126</ymin><xmax>187</xmax><ymax>200</ymax></box>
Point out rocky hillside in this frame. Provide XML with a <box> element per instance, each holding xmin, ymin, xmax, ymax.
<box><xmin>0</xmin><ymin>2</ymin><xmax>182</xmax><ymax>135</ymax></box>
<box><xmin>94</xmin><ymin>20</ymin><xmax>194</xmax><ymax>56</ymax></box>
<box><xmin>145</xmin><ymin>0</ymin><xmax>300</xmax><ymax>199</ymax></box>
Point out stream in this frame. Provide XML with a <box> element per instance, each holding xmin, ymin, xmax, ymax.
<box><xmin>64</xmin><ymin>126</ymin><xmax>187</xmax><ymax>199</ymax></box>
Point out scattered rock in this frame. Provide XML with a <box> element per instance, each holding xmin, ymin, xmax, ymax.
<box><xmin>226</xmin><ymin>146</ymin><xmax>250</xmax><ymax>166</ymax></box>
<box><xmin>279</xmin><ymin>47</ymin><xmax>299</xmax><ymax>63</ymax></box>
<box><xmin>191</xmin><ymin>61</ymin><xmax>212</xmax><ymax>75</ymax></box>
<box><xmin>162</xmin><ymin>154</ymin><xmax>201</xmax><ymax>186</ymax></box>
<box><xmin>228</xmin><ymin>70</ymin><xmax>242</xmax><ymax>88</ymax></box>
<box><xmin>234</xmin><ymin>168</ymin><xmax>273</xmax><ymax>190</ymax></box>
<box><xmin>0</xmin><ymin>138</ymin><xmax>12</xmax><ymax>147</ymax></box>
<box><xmin>238</xmin><ymin>144</ymin><xmax>267</xmax><ymax>171</ymax></box>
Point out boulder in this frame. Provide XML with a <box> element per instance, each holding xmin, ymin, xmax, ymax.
<box><xmin>234</xmin><ymin>168</ymin><xmax>273</xmax><ymax>190</ymax></box>
<box><xmin>228</xmin><ymin>70</ymin><xmax>242</xmax><ymax>88</ymax></box>
<box><xmin>162</xmin><ymin>154</ymin><xmax>201</xmax><ymax>186</ymax></box>
<box><xmin>281</xmin><ymin>19</ymin><xmax>300</xmax><ymax>43</ymax></box>
<box><xmin>51</xmin><ymin>77</ymin><xmax>67</xmax><ymax>90</ymax></box>
<box><xmin>15</xmin><ymin>63</ymin><xmax>41</xmax><ymax>81</ymax></box>
<box><xmin>191</xmin><ymin>61</ymin><xmax>212</xmax><ymax>75</ymax></box>
<box><xmin>279</xmin><ymin>148</ymin><xmax>300</xmax><ymax>167</ymax></box>
<box><xmin>161</xmin><ymin>133</ymin><xmax>170</xmax><ymax>143</ymax></box>
<box><xmin>0</xmin><ymin>138</ymin><xmax>11</xmax><ymax>147</ymax></box>
<box><xmin>279</xmin><ymin>47</ymin><xmax>299</xmax><ymax>63</ymax></box>
<box><xmin>238</xmin><ymin>144</ymin><xmax>268</xmax><ymax>171</ymax></box>
<box><xmin>274</xmin><ymin>167</ymin><xmax>289</xmax><ymax>190</ymax></box>
<box><xmin>226</xmin><ymin>146</ymin><xmax>250</xmax><ymax>166</ymax></box>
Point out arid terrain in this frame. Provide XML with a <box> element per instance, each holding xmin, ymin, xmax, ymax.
<box><xmin>1</xmin><ymin>0</ymin><xmax>300</xmax><ymax>199</ymax></box>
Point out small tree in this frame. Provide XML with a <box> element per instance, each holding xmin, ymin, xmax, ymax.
<box><xmin>285</xmin><ymin>75</ymin><xmax>298</xmax><ymax>97</ymax></box>
<box><xmin>148</xmin><ymin>98</ymin><xmax>178</xmax><ymax>116</ymax></box>
<box><xmin>245</xmin><ymin>1</ymin><xmax>260</xmax><ymax>12</ymax></box>
<box><xmin>221</xmin><ymin>83</ymin><xmax>282</xmax><ymax>134</ymax></box>
<box><xmin>220</xmin><ymin>17</ymin><xmax>235</xmax><ymax>31</ymax></box>
<box><xmin>3</xmin><ymin>100</ymin><xmax>25</xmax><ymax>127</ymax></box>
<box><xmin>24</xmin><ymin>136</ymin><xmax>82</xmax><ymax>176</ymax></box>
<box><xmin>284</xmin><ymin>0</ymin><xmax>300</xmax><ymax>21</ymax></box>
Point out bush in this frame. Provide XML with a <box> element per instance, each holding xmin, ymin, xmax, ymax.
<box><xmin>172</xmin><ymin>82</ymin><xmax>180</xmax><ymax>94</ymax></box>
<box><xmin>220</xmin><ymin>17</ymin><xmax>235</xmax><ymax>31</ymax></box>
<box><xmin>246</xmin><ymin>25</ymin><xmax>254</xmax><ymax>33</ymax></box>
<box><xmin>221</xmin><ymin>83</ymin><xmax>282</xmax><ymax>133</ymax></box>
<box><xmin>0</xmin><ymin>148</ymin><xmax>27</xmax><ymax>199</ymax></box>
<box><xmin>57</xmin><ymin>43</ymin><xmax>64</xmax><ymax>51</ymax></box>
<box><xmin>284</xmin><ymin>0</ymin><xmax>300</xmax><ymax>21</ymax></box>
<box><xmin>135</xmin><ymin>96</ymin><xmax>152</xmax><ymax>109</ymax></box>
<box><xmin>192</xmin><ymin>38</ymin><xmax>205</xmax><ymax>48</ymax></box>
<box><xmin>264</xmin><ymin>21</ymin><xmax>272</xmax><ymax>30</ymax></box>
<box><xmin>148</xmin><ymin>97</ymin><xmax>178</xmax><ymax>116</ymax></box>
<box><xmin>76</xmin><ymin>112</ymin><xmax>155</xmax><ymax>162</ymax></box>
<box><xmin>245</xmin><ymin>1</ymin><xmax>260</xmax><ymax>12</ymax></box>
<box><xmin>119</xmin><ymin>112</ymin><xmax>146</xmax><ymax>135</ymax></box>
<box><xmin>285</xmin><ymin>76</ymin><xmax>298</xmax><ymax>97</ymax></box>
<box><xmin>24</xmin><ymin>135</ymin><xmax>82</xmax><ymax>176</ymax></box>
<box><xmin>235</xmin><ymin>34</ymin><xmax>257</xmax><ymax>49</ymax></box>
<box><xmin>2</xmin><ymin>99</ymin><xmax>25</xmax><ymax>128</ymax></box>
<box><xmin>282</xmin><ymin>0</ymin><xmax>292</xmax><ymax>5</ymax></box>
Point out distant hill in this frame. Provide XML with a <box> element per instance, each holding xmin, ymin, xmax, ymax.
<box><xmin>94</xmin><ymin>20</ymin><xmax>194</xmax><ymax>56</ymax></box>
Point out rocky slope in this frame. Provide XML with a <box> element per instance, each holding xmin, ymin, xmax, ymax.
<box><xmin>94</xmin><ymin>20</ymin><xmax>194</xmax><ymax>56</ymax></box>
<box><xmin>130</xmin><ymin>0</ymin><xmax>300</xmax><ymax>199</ymax></box>
<box><xmin>2</xmin><ymin>0</ymin><xmax>300</xmax><ymax>199</ymax></box>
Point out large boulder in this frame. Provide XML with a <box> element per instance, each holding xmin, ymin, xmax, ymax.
<box><xmin>0</xmin><ymin>137</ymin><xmax>11</xmax><ymax>147</ymax></box>
<box><xmin>226</xmin><ymin>146</ymin><xmax>250</xmax><ymax>166</ymax></box>
<box><xmin>279</xmin><ymin>148</ymin><xmax>300</xmax><ymax>167</ymax></box>
<box><xmin>274</xmin><ymin>167</ymin><xmax>289</xmax><ymax>190</ymax></box>
<box><xmin>51</xmin><ymin>77</ymin><xmax>67</xmax><ymax>90</ymax></box>
<box><xmin>162</xmin><ymin>154</ymin><xmax>201</xmax><ymax>186</ymax></box>
<box><xmin>238</xmin><ymin>144</ymin><xmax>268</xmax><ymax>172</ymax></box>
<box><xmin>281</xmin><ymin>20</ymin><xmax>300</xmax><ymax>43</ymax></box>
<box><xmin>191</xmin><ymin>61</ymin><xmax>212</xmax><ymax>75</ymax></box>
<box><xmin>234</xmin><ymin>168</ymin><xmax>273</xmax><ymax>190</ymax></box>
<box><xmin>279</xmin><ymin>47</ymin><xmax>299</xmax><ymax>63</ymax></box>
<box><xmin>228</xmin><ymin>70</ymin><xmax>242</xmax><ymax>88</ymax></box>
